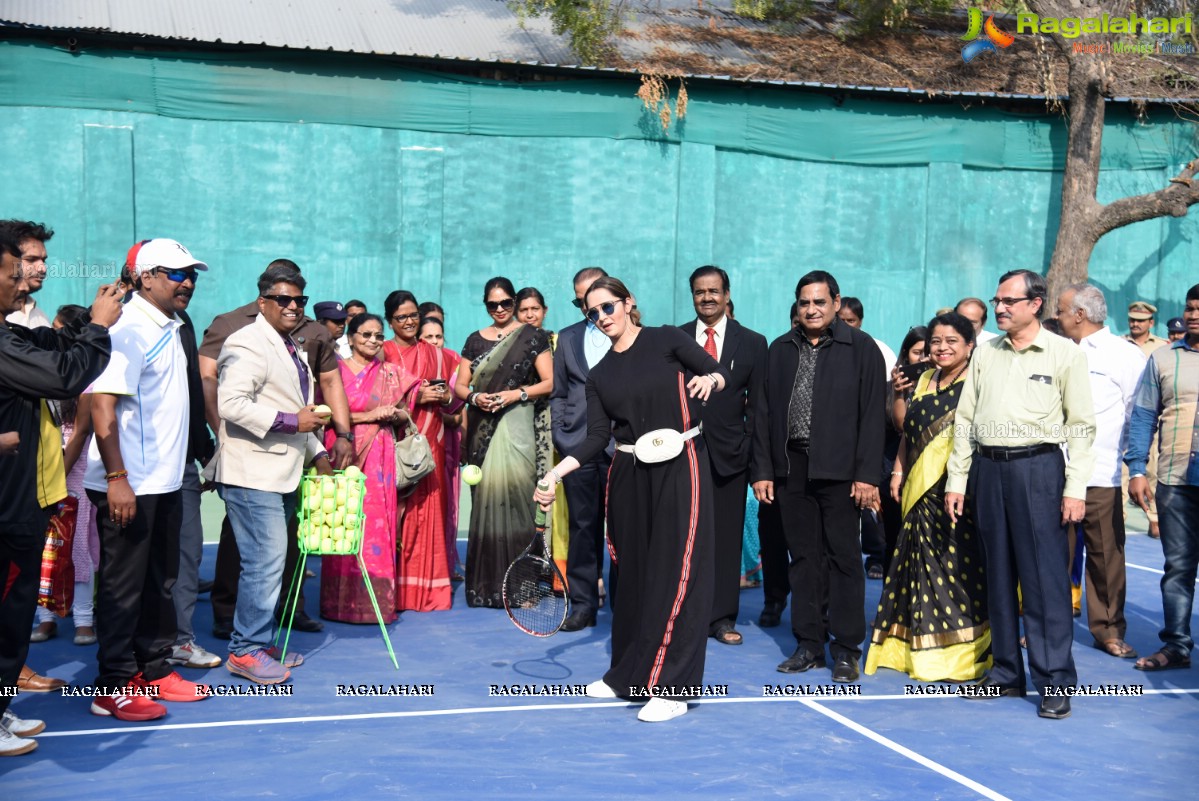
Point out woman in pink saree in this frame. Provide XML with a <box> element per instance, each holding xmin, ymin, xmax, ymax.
<box><xmin>321</xmin><ymin>313</ymin><xmax>420</xmax><ymax>623</ymax></box>
<box><xmin>381</xmin><ymin>291</ymin><xmax>464</xmax><ymax>612</ymax></box>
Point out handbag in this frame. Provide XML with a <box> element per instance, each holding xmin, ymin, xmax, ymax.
<box><xmin>395</xmin><ymin>417</ymin><xmax>435</xmax><ymax>491</ymax></box>
<box><xmin>38</xmin><ymin>495</ymin><xmax>80</xmax><ymax>616</ymax></box>
<box><xmin>615</xmin><ymin>425</ymin><xmax>702</xmax><ymax>464</ymax></box>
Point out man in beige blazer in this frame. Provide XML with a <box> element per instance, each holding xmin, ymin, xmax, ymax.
<box><xmin>205</xmin><ymin>264</ymin><xmax>333</xmax><ymax>684</ymax></box>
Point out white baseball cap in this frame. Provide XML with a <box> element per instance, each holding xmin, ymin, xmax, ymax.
<box><xmin>132</xmin><ymin>238</ymin><xmax>209</xmax><ymax>273</ymax></box>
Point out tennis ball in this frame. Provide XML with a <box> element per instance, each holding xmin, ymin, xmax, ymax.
<box><xmin>313</xmin><ymin>404</ymin><xmax>332</xmax><ymax>416</ymax></box>
<box><xmin>320</xmin><ymin>537</ymin><xmax>334</xmax><ymax>552</ymax></box>
<box><xmin>344</xmin><ymin>466</ymin><xmax>363</xmax><ymax>480</ymax></box>
<box><xmin>332</xmin><ymin>525</ymin><xmax>346</xmax><ymax>541</ymax></box>
<box><xmin>332</xmin><ymin>510</ymin><xmax>344</xmax><ymax>527</ymax></box>
<box><xmin>335</xmin><ymin>488</ymin><xmax>348</xmax><ymax>507</ymax></box>
<box><xmin>462</xmin><ymin>465</ymin><xmax>482</xmax><ymax>486</ymax></box>
<box><xmin>345</xmin><ymin>513</ymin><xmax>360</xmax><ymax>530</ymax></box>
<box><xmin>321</xmin><ymin>480</ymin><xmax>336</xmax><ymax>499</ymax></box>
<box><xmin>305</xmin><ymin>534</ymin><xmax>320</xmax><ymax>551</ymax></box>
<box><xmin>307</xmin><ymin>492</ymin><xmax>321</xmax><ymax>511</ymax></box>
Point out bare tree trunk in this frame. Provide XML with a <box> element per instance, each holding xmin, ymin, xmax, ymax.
<box><xmin>1046</xmin><ymin>55</ymin><xmax>1106</xmax><ymax>304</ymax></box>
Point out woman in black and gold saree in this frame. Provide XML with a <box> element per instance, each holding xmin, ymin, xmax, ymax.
<box><xmin>865</xmin><ymin>312</ymin><xmax>991</xmax><ymax>682</ymax></box>
<box><xmin>455</xmin><ymin>277</ymin><xmax>553</xmax><ymax>608</ymax></box>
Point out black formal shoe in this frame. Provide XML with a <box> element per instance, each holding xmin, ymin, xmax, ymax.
<box><xmin>777</xmin><ymin>647</ymin><xmax>825</xmax><ymax>674</ymax></box>
<box><xmin>759</xmin><ymin>603</ymin><xmax>784</xmax><ymax>628</ymax></box>
<box><xmin>287</xmin><ymin>612</ymin><xmax>324</xmax><ymax>633</ymax></box>
<box><xmin>560</xmin><ymin>610</ymin><xmax>597</xmax><ymax>632</ymax></box>
<box><xmin>212</xmin><ymin>617</ymin><xmax>233</xmax><ymax>640</ymax></box>
<box><xmin>197</xmin><ymin>579</ymin><xmax>214</xmax><ymax>595</ymax></box>
<box><xmin>959</xmin><ymin>676</ymin><xmax>1027</xmax><ymax>699</ymax></box>
<box><xmin>831</xmin><ymin>656</ymin><xmax>860</xmax><ymax>683</ymax></box>
<box><xmin>1038</xmin><ymin>694</ymin><xmax>1071</xmax><ymax>720</ymax></box>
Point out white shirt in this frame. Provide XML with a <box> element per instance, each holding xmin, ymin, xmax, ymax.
<box><xmin>872</xmin><ymin>336</ymin><xmax>897</xmax><ymax>381</ymax></box>
<box><xmin>693</xmin><ymin>315</ymin><xmax>728</xmax><ymax>362</ymax></box>
<box><xmin>1077</xmin><ymin>327</ymin><xmax>1147</xmax><ymax>487</ymax></box>
<box><xmin>7</xmin><ymin>298</ymin><xmax>51</xmax><ymax>329</ymax></box>
<box><xmin>976</xmin><ymin>329</ymin><xmax>1000</xmax><ymax>344</ymax></box>
<box><xmin>83</xmin><ymin>293</ymin><xmax>190</xmax><ymax>495</ymax></box>
<box><xmin>336</xmin><ymin>334</ymin><xmax>351</xmax><ymax>359</ymax></box>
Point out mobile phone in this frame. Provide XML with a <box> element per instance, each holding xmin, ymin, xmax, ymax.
<box><xmin>896</xmin><ymin>362</ymin><xmax>929</xmax><ymax>384</ymax></box>
<box><xmin>428</xmin><ymin>379</ymin><xmax>447</xmax><ymax>387</ymax></box>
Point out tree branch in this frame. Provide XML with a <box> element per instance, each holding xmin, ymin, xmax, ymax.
<box><xmin>1095</xmin><ymin>159</ymin><xmax>1199</xmax><ymax>235</ymax></box>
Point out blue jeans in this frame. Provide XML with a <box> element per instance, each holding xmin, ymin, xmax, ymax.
<box><xmin>1156</xmin><ymin>483</ymin><xmax>1199</xmax><ymax>656</ymax></box>
<box><xmin>219</xmin><ymin>484</ymin><xmax>296</xmax><ymax>657</ymax></box>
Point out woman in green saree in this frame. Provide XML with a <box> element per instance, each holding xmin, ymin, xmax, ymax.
<box><xmin>455</xmin><ymin>277</ymin><xmax>554</xmax><ymax>608</ymax></box>
<box><xmin>865</xmin><ymin>312</ymin><xmax>991</xmax><ymax>682</ymax></box>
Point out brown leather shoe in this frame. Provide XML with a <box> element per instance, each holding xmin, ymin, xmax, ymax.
<box><xmin>18</xmin><ymin>665</ymin><xmax>67</xmax><ymax>693</ymax></box>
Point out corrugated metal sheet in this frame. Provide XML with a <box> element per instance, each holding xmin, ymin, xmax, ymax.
<box><xmin>0</xmin><ymin>0</ymin><xmax>579</xmax><ymax>64</ymax></box>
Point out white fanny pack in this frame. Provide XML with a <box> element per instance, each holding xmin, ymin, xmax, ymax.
<box><xmin>615</xmin><ymin>425</ymin><xmax>702</xmax><ymax>463</ymax></box>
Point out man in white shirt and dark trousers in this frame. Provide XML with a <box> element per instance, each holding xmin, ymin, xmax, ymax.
<box><xmin>84</xmin><ymin>239</ymin><xmax>211</xmax><ymax>721</ymax></box>
<box><xmin>1056</xmin><ymin>284</ymin><xmax>1147</xmax><ymax>659</ymax></box>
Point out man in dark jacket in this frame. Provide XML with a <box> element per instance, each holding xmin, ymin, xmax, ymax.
<box><xmin>0</xmin><ymin>233</ymin><xmax>121</xmax><ymax>755</ymax></box>
<box><xmin>752</xmin><ymin>270</ymin><xmax>885</xmax><ymax>683</ymax></box>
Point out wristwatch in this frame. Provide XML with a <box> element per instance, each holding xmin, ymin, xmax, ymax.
<box><xmin>519</xmin><ymin>388</ymin><xmax>529</xmax><ymax>403</ymax></box>
<box><xmin>336</xmin><ymin>431</ymin><xmax>355</xmax><ymax>443</ymax></box>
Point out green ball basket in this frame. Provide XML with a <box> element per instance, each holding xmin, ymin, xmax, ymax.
<box><xmin>296</xmin><ymin>470</ymin><xmax>367</xmax><ymax>555</ymax></box>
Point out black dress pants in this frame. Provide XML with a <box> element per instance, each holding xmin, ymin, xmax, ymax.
<box><xmin>973</xmin><ymin>449</ymin><xmax>1077</xmax><ymax>693</ymax></box>
<box><xmin>709</xmin><ymin>466</ymin><xmax>749</xmax><ymax>632</ymax></box>
<box><xmin>563</xmin><ymin>451</ymin><xmax>615</xmax><ymax>616</ymax></box>
<box><xmin>776</xmin><ymin>446</ymin><xmax>864</xmax><ymax>661</ymax></box>
<box><xmin>758</xmin><ymin>494</ymin><xmax>790</xmax><ymax>608</ymax></box>
<box><xmin>0</xmin><ymin>518</ymin><xmax>47</xmax><ymax>717</ymax></box>
<box><xmin>88</xmin><ymin>489</ymin><xmax>181</xmax><ymax>690</ymax></box>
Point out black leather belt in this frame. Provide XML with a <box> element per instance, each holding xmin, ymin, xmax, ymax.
<box><xmin>787</xmin><ymin>439</ymin><xmax>810</xmax><ymax>452</ymax></box>
<box><xmin>978</xmin><ymin>443</ymin><xmax>1059</xmax><ymax>462</ymax></box>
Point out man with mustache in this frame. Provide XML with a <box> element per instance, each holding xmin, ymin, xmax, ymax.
<box><xmin>83</xmin><ymin>238</ymin><xmax>211</xmax><ymax>720</ymax></box>
<box><xmin>946</xmin><ymin>269</ymin><xmax>1096</xmax><ymax>720</ymax></box>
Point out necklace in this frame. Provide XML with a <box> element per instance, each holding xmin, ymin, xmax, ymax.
<box><xmin>935</xmin><ymin>363</ymin><xmax>966</xmax><ymax>393</ymax></box>
<box><xmin>492</xmin><ymin>323</ymin><xmax>518</xmax><ymax>340</ymax></box>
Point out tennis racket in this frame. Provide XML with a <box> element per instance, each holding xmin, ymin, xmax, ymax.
<box><xmin>502</xmin><ymin>482</ymin><xmax>570</xmax><ymax>636</ymax></box>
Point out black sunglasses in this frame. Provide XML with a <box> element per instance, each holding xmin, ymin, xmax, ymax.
<box><xmin>486</xmin><ymin>298</ymin><xmax>515</xmax><ymax>313</ymax></box>
<box><xmin>571</xmin><ymin>298</ymin><xmax>585</xmax><ymax>309</ymax></box>
<box><xmin>261</xmin><ymin>294</ymin><xmax>309</xmax><ymax>308</ymax></box>
<box><xmin>585</xmin><ymin>301</ymin><xmax>619</xmax><ymax>324</ymax></box>
<box><xmin>356</xmin><ymin>332</ymin><xmax>386</xmax><ymax>341</ymax></box>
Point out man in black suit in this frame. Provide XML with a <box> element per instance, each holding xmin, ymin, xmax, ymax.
<box><xmin>753</xmin><ymin>270</ymin><xmax>885</xmax><ymax>683</ymax></box>
<box><xmin>679</xmin><ymin>266</ymin><xmax>768</xmax><ymax>646</ymax></box>
<box><xmin>551</xmin><ymin>267</ymin><xmax>614</xmax><ymax>631</ymax></box>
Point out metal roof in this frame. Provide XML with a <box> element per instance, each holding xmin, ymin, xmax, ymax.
<box><xmin>1</xmin><ymin>1</ymin><xmax>1192</xmax><ymax>103</ymax></box>
<box><xmin>0</xmin><ymin>0</ymin><xmax>579</xmax><ymax>64</ymax></box>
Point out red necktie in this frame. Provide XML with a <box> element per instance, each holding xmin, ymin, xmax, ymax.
<box><xmin>703</xmin><ymin>327</ymin><xmax>718</xmax><ymax>360</ymax></box>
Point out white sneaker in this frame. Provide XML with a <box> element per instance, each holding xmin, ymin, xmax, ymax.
<box><xmin>585</xmin><ymin>679</ymin><xmax>618</xmax><ymax>698</ymax></box>
<box><xmin>0</xmin><ymin>725</ymin><xmax>38</xmax><ymax>756</ymax></box>
<box><xmin>1</xmin><ymin>709</ymin><xmax>45</xmax><ymax>737</ymax></box>
<box><xmin>168</xmin><ymin>641</ymin><xmax>223</xmax><ymax>669</ymax></box>
<box><xmin>637</xmin><ymin>697</ymin><xmax>688</xmax><ymax>723</ymax></box>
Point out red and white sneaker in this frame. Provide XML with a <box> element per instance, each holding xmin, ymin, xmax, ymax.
<box><xmin>89</xmin><ymin>678</ymin><xmax>168</xmax><ymax>721</ymax></box>
<box><xmin>147</xmin><ymin>671</ymin><xmax>209</xmax><ymax>702</ymax></box>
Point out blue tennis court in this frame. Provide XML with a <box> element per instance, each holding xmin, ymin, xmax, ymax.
<box><xmin>3</xmin><ymin>518</ymin><xmax>1195</xmax><ymax>800</ymax></box>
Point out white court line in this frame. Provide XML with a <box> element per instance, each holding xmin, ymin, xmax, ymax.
<box><xmin>33</xmin><ymin>688</ymin><xmax>1199</xmax><ymax>739</ymax></box>
<box><xmin>1127</xmin><ymin>562</ymin><xmax>1199</xmax><ymax>583</ymax></box>
<box><xmin>799</xmin><ymin>699</ymin><xmax>1013</xmax><ymax>801</ymax></box>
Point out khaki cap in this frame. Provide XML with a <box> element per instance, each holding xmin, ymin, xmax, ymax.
<box><xmin>1128</xmin><ymin>301</ymin><xmax>1157</xmax><ymax>320</ymax></box>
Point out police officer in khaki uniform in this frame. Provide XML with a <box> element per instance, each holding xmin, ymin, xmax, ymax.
<box><xmin>1125</xmin><ymin>301</ymin><xmax>1169</xmax><ymax>357</ymax></box>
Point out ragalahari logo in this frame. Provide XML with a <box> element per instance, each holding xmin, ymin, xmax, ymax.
<box><xmin>961</xmin><ymin>8</ymin><xmax>1016</xmax><ymax>62</ymax></box>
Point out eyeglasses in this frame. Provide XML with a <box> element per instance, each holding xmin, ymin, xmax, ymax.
<box><xmin>356</xmin><ymin>332</ymin><xmax>386</xmax><ymax>341</ymax></box>
<box><xmin>586</xmin><ymin>301</ymin><xmax>619</xmax><ymax>323</ymax></box>
<box><xmin>486</xmin><ymin>298</ymin><xmax>515</xmax><ymax>313</ymax></box>
<box><xmin>571</xmin><ymin>298</ymin><xmax>585</xmax><ymax>309</ymax></box>
<box><xmin>153</xmin><ymin>267</ymin><xmax>199</xmax><ymax>283</ymax></box>
<box><xmin>390</xmin><ymin>312</ymin><xmax>420</xmax><ymax>323</ymax></box>
<box><xmin>261</xmin><ymin>294</ymin><xmax>309</xmax><ymax>308</ymax></box>
<box><xmin>990</xmin><ymin>296</ymin><xmax>1031</xmax><ymax>308</ymax></box>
